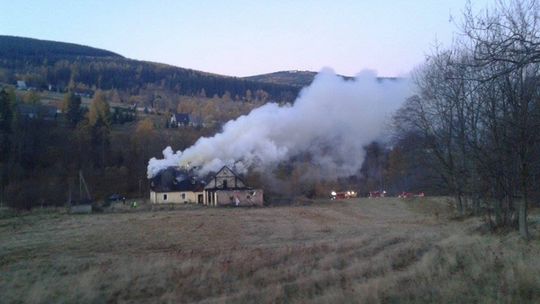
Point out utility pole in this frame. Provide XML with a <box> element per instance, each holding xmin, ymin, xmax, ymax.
<box><xmin>79</xmin><ymin>170</ymin><xmax>91</xmax><ymax>202</ymax></box>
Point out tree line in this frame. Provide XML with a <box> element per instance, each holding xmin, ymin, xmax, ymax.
<box><xmin>0</xmin><ymin>88</ymin><xmax>218</xmax><ymax>209</ymax></box>
<box><xmin>393</xmin><ymin>0</ymin><xmax>540</xmax><ymax>238</ymax></box>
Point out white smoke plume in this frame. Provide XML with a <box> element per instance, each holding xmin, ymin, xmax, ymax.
<box><xmin>147</xmin><ymin>68</ymin><xmax>410</xmax><ymax>179</ymax></box>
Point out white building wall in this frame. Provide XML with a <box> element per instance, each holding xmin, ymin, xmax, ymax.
<box><xmin>150</xmin><ymin>191</ymin><xmax>203</xmax><ymax>204</ymax></box>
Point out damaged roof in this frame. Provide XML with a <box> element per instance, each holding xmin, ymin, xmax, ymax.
<box><xmin>150</xmin><ymin>167</ymin><xmax>205</xmax><ymax>192</ymax></box>
<box><xmin>171</xmin><ymin>113</ymin><xmax>190</xmax><ymax>124</ymax></box>
<box><xmin>150</xmin><ymin>166</ymin><xmax>254</xmax><ymax>192</ymax></box>
<box><xmin>204</xmin><ymin>166</ymin><xmax>251</xmax><ymax>190</ymax></box>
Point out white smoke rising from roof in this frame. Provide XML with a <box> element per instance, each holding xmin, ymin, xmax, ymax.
<box><xmin>147</xmin><ymin>146</ymin><xmax>183</xmax><ymax>179</ymax></box>
<box><xmin>147</xmin><ymin>68</ymin><xmax>410</xmax><ymax>179</ymax></box>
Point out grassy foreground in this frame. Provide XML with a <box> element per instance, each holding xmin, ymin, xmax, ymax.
<box><xmin>1</xmin><ymin>198</ymin><xmax>539</xmax><ymax>303</ymax></box>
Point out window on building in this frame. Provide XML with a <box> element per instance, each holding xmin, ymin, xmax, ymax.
<box><xmin>163</xmin><ymin>194</ymin><xmax>168</xmax><ymax>201</ymax></box>
<box><xmin>223</xmin><ymin>180</ymin><xmax>228</xmax><ymax>189</ymax></box>
<box><xmin>181</xmin><ymin>193</ymin><xmax>186</xmax><ymax>199</ymax></box>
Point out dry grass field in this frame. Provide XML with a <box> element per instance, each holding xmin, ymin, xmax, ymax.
<box><xmin>1</xmin><ymin>197</ymin><xmax>540</xmax><ymax>303</ymax></box>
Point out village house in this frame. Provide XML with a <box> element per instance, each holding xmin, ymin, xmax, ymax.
<box><xmin>149</xmin><ymin>168</ymin><xmax>205</xmax><ymax>204</ymax></box>
<box><xmin>16</xmin><ymin>80</ymin><xmax>27</xmax><ymax>90</ymax></box>
<box><xmin>170</xmin><ymin>113</ymin><xmax>190</xmax><ymax>127</ymax></box>
<box><xmin>150</xmin><ymin>166</ymin><xmax>264</xmax><ymax>206</ymax></box>
<box><xmin>17</xmin><ymin>104</ymin><xmax>59</xmax><ymax>121</ymax></box>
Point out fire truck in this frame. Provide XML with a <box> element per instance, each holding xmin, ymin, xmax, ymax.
<box><xmin>330</xmin><ymin>190</ymin><xmax>358</xmax><ymax>200</ymax></box>
<box><xmin>369</xmin><ymin>190</ymin><xmax>386</xmax><ymax>198</ymax></box>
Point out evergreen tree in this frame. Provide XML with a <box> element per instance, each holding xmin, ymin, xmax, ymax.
<box><xmin>88</xmin><ymin>91</ymin><xmax>111</xmax><ymax>127</ymax></box>
<box><xmin>88</xmin><ymin>91</ymin><xmax>111</xmax><ymax>168</ymax></box>
<box><xmin>62</xmin><ymin>91</ymin><xmax>82</xmax><ymax>127</ymax></box>
<box><xmin>0</xmin><ymin>89</ymin><xmax>12</xmax><ymax>132</ymax></box>
<box><xmin>0</xmin><ymin>89</ymin><xmax>13</xmax><ymax>159</ymax></box>
<box><xmin>0</xmin><ymin>89</ymin><xmax>13</xmax><ymax>202</ymax></box>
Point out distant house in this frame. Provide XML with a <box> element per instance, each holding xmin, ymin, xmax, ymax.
<box><xmin>47</xmin><ymin>84</ymin><xmax>61</xmax><ymax>92</ymax></box>
<box><xmin>42</xmin><ymin>106</ymin><xmax>60</xmax><ymax>121</ymax></box>
<box><xmin>74</xmin><ymin>91</ymin><xmax>93</xmax><ymax>99</ymax></box>
<box><xmin>150</xmin><ymin>166</ymin><xmax>264</xmax><ymax>207</ymax></box>
<box><xmin>170</xmin><ymin>113</ymin><xmax>190</xmax><ymax>127</ymax></box>
<box><xmin>136</xmin><ymin>106</ymin><xmax>156</xmax><ymax>114</ymax></box>
<box><xmin>18</xmin><ymin>104</ymin><xmax>38</xmax><ymax>119</ymax></box>
<box><xmin>16</xmin><ymin>80</ymin><xmax>27</xmax><ymax>90</ymax></box>
<box><xmin>17</xmin><ymin>104</ymin><xmax>59</xmax><ymax>121</ymax></box>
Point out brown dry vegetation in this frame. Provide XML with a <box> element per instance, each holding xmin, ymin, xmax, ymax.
<box><xmin>1</xmin><ymin>198</ymin><xmax>540</xmax><ymax>303</ymax></box>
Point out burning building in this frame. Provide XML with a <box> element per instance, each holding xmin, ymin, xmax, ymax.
<box><xmin>150</xmin><ymin>166</ymin><xmax>263</xmax><ymax>207</ymax></box>
<box><xmin>149</xmin><ymin>167</ymin><xmax>205</xmax><ymax>204</ymax></box>
<box><xmin>147</xmin><ymin>70</ymin><xmax>411</xmax><ymax>203</ymax></box>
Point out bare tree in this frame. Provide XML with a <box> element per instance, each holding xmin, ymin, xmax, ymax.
<box><xmin>394</xmin><ymin>0</ymin><xmax>540</xmax><ymax>238</ymax></box>
<box><xmin>461</xmin><ymin>0</ymin><xmax>540</xmax><ymax>238</ymax></box>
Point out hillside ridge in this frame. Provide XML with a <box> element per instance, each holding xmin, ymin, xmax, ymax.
<box><xmin>0</xmin><ymin>35</ymin><xmax>124</xmax><ymax>59</ymax></box>
<box><xmin>0</xmin><ymin>36</ymin><xmax>299</xmax><ymax>102</ymax></box>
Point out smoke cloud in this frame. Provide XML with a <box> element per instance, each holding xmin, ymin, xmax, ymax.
<box><xmin>147</xmin><ymin>68</ymin><xmax>410</xmax><ymax>179</ymax></box>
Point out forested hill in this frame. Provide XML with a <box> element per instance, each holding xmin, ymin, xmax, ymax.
<box><xmin>244</xmin><ymin>70</ymin><xmax>398</xmax><ymax>88</ymax></box>
<box><xmin>0</xmin><ymin>36</ymin><xmax>123</xmax><ymax>61</ymax></box>
<box><xmin>0</xmin><ymin>36</ymin><xmax>299</xmax><ymax>101</ymax></box>
<box><xmin>244</xmin><ymin>71</ymin><xmax>321</xmax><ymax>88</ymax></box>
<box><xmin>246</xmin><ymin>71</ymin><xmax>395</xmax><ymax>88</ymax></box>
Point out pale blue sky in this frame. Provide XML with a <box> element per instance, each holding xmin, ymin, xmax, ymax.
<box><xmin>0</xmin><ymin>0</ymin><xmax>492</xmax><ymax>77</ymax></box>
